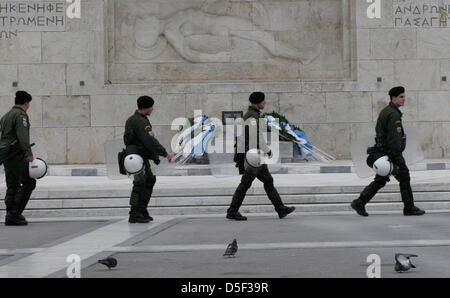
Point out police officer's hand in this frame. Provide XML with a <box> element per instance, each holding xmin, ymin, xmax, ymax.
<box><xmin>27</xmin><ymin>156</ymin><xmax>34</xmax><ymax>162</ymax></box>
<box><xmin>391</xmin><ymin>165</ymin><xmax>400</xmax><ymax>176</ymax></box>
<box><xmin>154</xmin><ymin>159</ymin><xmax>160</xmax><ymax>165</ymax></box>
<box><xmin>167</xmin><ymin>154</ymin><xmax>172</xmax><ymax>163</ymax></box>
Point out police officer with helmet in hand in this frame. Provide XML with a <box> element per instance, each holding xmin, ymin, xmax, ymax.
<box><xmin>0</xmin><ymin>91</ymin><xmax>38</xmax><ymax>226</ymax></box>
<box><xmin>228</xmin><ymin>92</ymin><xmax>295</xmax><ymax>221</ymax></box>
<box><xmin>351</xmin><ymin>86</ymin><xmax>425</xmax><ymax>217</ymax></box>
<box><xmin>124</xmin><ymin>96</ymin><xmax>172</xmax><ymax>223</ymax></box>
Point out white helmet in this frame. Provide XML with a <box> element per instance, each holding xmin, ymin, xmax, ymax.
<box><xmin>124</xmin><ymin>154</ymin><xmax>144</xmax><ymax>175</ymax></box>
<box><xmin>372</xmin><ymin>155</ymin><xmax>393</xmax><ymax>176</ymax></box>
<box><xmin>245</xmin><ymin>148</ymin><xmax>264</xmax><ymax>169</ymax></box>
<box><xmin>29</xmin><ymin>158</ymin><xmax>48</xmax><ymax>179</ymax></box>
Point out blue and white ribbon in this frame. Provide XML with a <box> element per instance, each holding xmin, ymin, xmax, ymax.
<box><xmin>174</xmin><ymin>117</ymin><xmax>216</xmax><ymax>164</ymax></box>
<box><xmin>264</xmin><ymin>116</ymin><xmax>335</xmax><ymax>162</ymax></box>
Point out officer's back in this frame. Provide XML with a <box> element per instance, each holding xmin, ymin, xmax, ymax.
<box><xmin>1</xmin><ymin>105</ymin><xmax>32</xmax><ymax>158</ymax></box>
<box><xmin>1</xmin><ymin>91</ymin><xmax>35</xmax><ymax>226</ymax></box>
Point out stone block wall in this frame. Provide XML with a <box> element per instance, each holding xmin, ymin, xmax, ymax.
<box><xmin>0</xmin><ymin>0</ymin><xmax>448</xmax><ymax>164</ymax></box>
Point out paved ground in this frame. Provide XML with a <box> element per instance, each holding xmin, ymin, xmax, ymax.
<box><xmin>0</xmin><ymin>211</ymin><xmax>449</xmax><ymax>278</ymax></box>
<box><xmin>0</xmin><ymin>220</ymin><xmax>107</xmax><ymax>250</ymax></box>
<box><xmin>1</xmin><ymin>169</ymin><xmax>449</xmax><ymax>278</ymax></box>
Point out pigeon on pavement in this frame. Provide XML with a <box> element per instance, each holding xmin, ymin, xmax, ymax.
<box><xmin>395</xmin><ymin>253</ymin><xmax>418</xmax><ymax>272</ymax></box>
<box><xmin>223</xmin><ymin>239</ymin><xmax>238</xmax><ymax>257</ymax></box>
<box><xmin>98</xmin><ymin>257</ymin><xmax>117</xmax><ymax>269</ymax></box>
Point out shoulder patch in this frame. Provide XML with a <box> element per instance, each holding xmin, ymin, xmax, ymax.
<box><xmin>397</xmin><ymin>127</ymin><xmax>402</xmax><ymax>134</ymax></box>
<box><xmin>21</xmin><ymin>116</ymin><xmax>28</xmax><ymax>128</ymax></box>
<box><xmin>144</xmin><ymin>125</ymin><xmax>152</xmax><ymax>131</ymax></box>
<box><xmin>395</xmin><ymin>120</ymin><xmax>401</xmax><ymax>124</ymax></box>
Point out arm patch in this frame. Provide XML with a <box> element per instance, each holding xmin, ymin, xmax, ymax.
<box><xmin>21</xmin><ymin>116</ymin><xmax>28</xmax><ymax>128</ymax></box>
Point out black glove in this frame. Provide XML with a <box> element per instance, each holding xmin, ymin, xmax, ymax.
<box><xmin>154</xmin><ymin>159</ymin><xmax>160</xmax><ymax>165</ymax></box>
<box><xmin>267</xmin><ymin>150</ymin><xmax>273</xmax><ymax>158</ymax></box>
<box><xmin>391</xmin><ymin>167</ymin><xmax>399</xmax><ymax>177</ymax></box>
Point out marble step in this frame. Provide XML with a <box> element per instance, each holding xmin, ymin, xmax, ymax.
<box><xmin>11</xmin><ymin>182</ymin><xmax>450</xmax><ymax>199</ymax></box>
<box><xmin>1</xmin><ymin>201</ymin><xmax>449</xmax><ymax>219</ymax></box>
<box><xmin>1</xmin><ymin>190</ymin><xmax>449</xmax><ymax>218</ymax></box>
<box><xmin>0</xmin><ymin>191</ymin><xmax>449</xmax><ymax>210</ymax></box>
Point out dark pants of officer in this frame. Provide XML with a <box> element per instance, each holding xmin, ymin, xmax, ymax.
<box><xmin>129</xmin><ymin>160</ymin><xmax>156</xmax><ymax>212</ymax></box>
<box><xmin>4</xmin><ymin>155</ymin><xmax>36</xmax><ymax>216</ymax></box>
<box><xmin>358</xmin><ymin>162</ymin><xmax>414</xmax><ymax>208</ymax></box>
<box><xmin>228</xmin><ymin>165</ymin><xmax>284</xmax><ymax>214</ymax></box>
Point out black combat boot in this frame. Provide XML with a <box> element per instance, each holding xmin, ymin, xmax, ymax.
<box><xmin>403</xmin><ymin>206</ymin><xmax>425</xmax><ymax>216</ymax></box>
<box><xmin>226</xmin><ymin>212</ymin><xmax>247</xmax><ymax>221</ymax></box>
<box><xmin>141</xmin><ymin>208</ymin><xmax>153</xmax><ymax>221</ymax></box>
<box><xmin>5</xmin><ymin>213</ymin><xmax>28</xmax><ymax>226</ymax></box>
<box><xmin>351</xmin><ymin>199</ymin><xmax>369</xmax><ymax>217</ymax></box>
<box><xmin>128</xmin><ymin>207</ymin><xmax>151</xmax><ymax>223</ymax></box>
<box><xmin>276</xmin><ymin>206</ymin><xmax>296</xmax><ymax>219</ymax></box>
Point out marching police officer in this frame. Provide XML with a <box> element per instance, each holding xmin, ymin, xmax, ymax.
<box><xmin>0</xmin><ymin>91</ymin><xmax>36</xmax><ymax>226</ymax></box>
<box><xmin>351</xmin><ymin>86</ymin><xmax>425</xmax><ymax>216</ymax></box>
<box><xmin>228</xmin><ymin>92</ymin><xmax>295</xmax><ymax>220</ymax></box>
<box><xmin>124</xmin><ymin>96</ymin><xmax>172</xmax><ymax>223</ymax></box>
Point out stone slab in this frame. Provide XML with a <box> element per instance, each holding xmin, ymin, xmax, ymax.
<box><xmin>81</xmin><ymin>246</ymin><xmax>450</xmax><ymax>278</ymax></box>
<box><xmin>42</xmin><ymin>96</ymin><xmax>90</xmax><ymax>127</ymax></box>
<box><xmin>18</xmin><ymin>64</ymin><xmax>66</xmax><ymax>96</ymax></box>
<box><xmin>71</xmin><ymin>169</ymin><xmax>98</xmax><ymax>176</ymax></box>
<box><xmin>0</xmin><ymin>220</ymin><xmax>107</xmax><ymax>250</ymax></box>
<box><xmin>427</xmin><ymin>163</ymin><xmax>446</xmax><ymax>171</ymax></box>
<box><xmin>320</xmin><ymin>166</ymin><xmax>351</xmax><ymax>173</ymax></box>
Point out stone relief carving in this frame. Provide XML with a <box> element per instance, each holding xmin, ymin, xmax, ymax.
<box><xmin>118</xmin><ymin>0</ymin><xmax>323</xmax><ymax>64</ymax></box>
<box><xmin>122</xmin><ymin>7</ymin><xmax>322</xmax><ymax>64</ymax></box>
<box><xmin>110</xmin><ymin>0</ymin><xmax>352</xmax><ymax>82</ymax></box>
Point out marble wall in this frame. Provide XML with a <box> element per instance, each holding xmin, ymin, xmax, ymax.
<box><xmin>109</xmin><ymin>0</ymin><xmax>352</xmax><ymax>82</ymax></box>
<box><xmin>0</xmin><ymin>0</ymin><xmax>449</xmax><ymax>163</ymax></box>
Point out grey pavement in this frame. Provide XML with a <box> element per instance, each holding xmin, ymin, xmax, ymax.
<box><xmin>0</xmin><ymin>212</ymin><xmax>449</xmax><ymax>278</ymax></box>
<box><xmin>0</xmin><ymin>220</ymin><xmax>107</xmax><ymax>250</ymax></box>
<box><xmin>0</xmin><ymin>167</ymin><xmax>449</xmax><ymax>278</ymax></box>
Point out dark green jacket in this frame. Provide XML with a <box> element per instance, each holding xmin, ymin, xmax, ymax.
<box><xmin>0</xmin><ymin>106</ymin><xmax>33</xmax><ymax>157</ymax></box>
<box><xmin>239</xmin><ymin>105</ymin><xmax>271</xmax><ymax>154</ymax></box>
<box><xmin>234</xmin><ymin>106</ymin><xmax>270</xmax><ymax>173</ymax></box>
<box><xmin>124</xmin><ymin>111</ymin><xmax>168</xmax><ymax>160</ymax></box>
<box><xmin>375</xmin><ymin>101</ymin><xmax>406</xmax><ymax>165</ymax></box>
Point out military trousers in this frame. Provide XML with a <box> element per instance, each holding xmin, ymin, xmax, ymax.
<box><xmin>358</xmin><ymin>162</ymin><xmax>414</xmax><ymax>208</ymax></box>
<box><xmin>4</xmin><ymin>155</ymin><xmax>36</xmax><ymax>215</ymax></box>
<box><xmin>228</xmin><ymin>164</ymin><xmax>284</xmax><ymax>214</ymax></box>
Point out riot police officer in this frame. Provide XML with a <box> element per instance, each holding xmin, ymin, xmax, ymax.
<box><xmin>351</xmin><ymin>87</ymin><xmax>425</xmax><ymax>216</ymax></box>
<box><xmin>124</xmin><ymin>96</ymin><xmax>172</xmax><ymax>223</ymax></box>
<box><xmin>228</xmin><ymin>92</ymin><xmax>295</xmax><ymax>220</ymax></box>
<box><xmin>0</xmin><ymin>91</ymin><xmax>36</xmax><ymax>226</ymax></box>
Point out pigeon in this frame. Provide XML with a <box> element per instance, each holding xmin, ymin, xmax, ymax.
<box><xmin>223</xmin><ymin>239</ymin><xmax>238</xmax><ymax>257</ymax></box>
<box><xmin>98</xmin><ymin>257</ymin><xmax>117</xmax><ymax>269</ymax></box>
<box><xmin>395</xmin><ymin>253</ymin><xmax>418</xmax><ymax>272</ymax></box>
